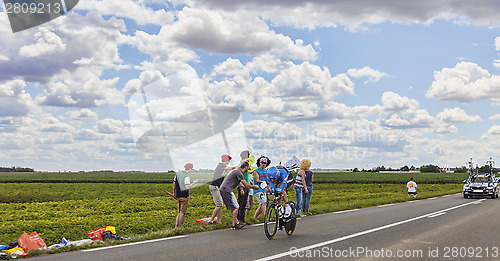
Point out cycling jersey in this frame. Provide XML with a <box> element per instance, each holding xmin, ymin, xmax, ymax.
<box><xmin>269</xmin><ymin>168</ymin><xmax>288</xmax><ymax>193</ymax></box>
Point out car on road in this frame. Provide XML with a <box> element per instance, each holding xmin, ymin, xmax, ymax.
<box><xmin>463</xmin><ymin>174</ymin><xmax>499</xmax><ymax>199</ymax></box>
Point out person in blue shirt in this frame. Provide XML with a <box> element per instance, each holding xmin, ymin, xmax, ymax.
<box><xmin>267</xmin><ymin>166</ymin><xmax>289</xmax><ymax>204</ymax></box>
<box><xmin>252</xmin><ymin>156</ymin><xmax>271</xmax><ymax>222</ymax></box>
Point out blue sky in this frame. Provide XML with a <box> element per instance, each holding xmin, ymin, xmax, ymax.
<box><xmin>0</xmin><ymin>1</ymin><xmax>499</xmax><ymax>171</ymax></box>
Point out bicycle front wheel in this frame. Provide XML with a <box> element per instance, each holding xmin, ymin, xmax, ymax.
<box><xmin>264</xmin><ymin>202</ymin><xmax>278</xmax><ymax>240</ymax></box>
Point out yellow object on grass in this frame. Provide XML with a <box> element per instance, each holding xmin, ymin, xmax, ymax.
<box><xmin>105</xmin><ymin>226</ymin><xmax>116</xmax><ymax>234</ymax></box>
<box><xmin>2</xmin><ymin>247</ymin><xmax>24</xmax><ymax>254</ymax></box>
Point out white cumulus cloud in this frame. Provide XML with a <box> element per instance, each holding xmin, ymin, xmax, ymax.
<box><xmin>161</xmin><ymin>7</ymin><xmax>317</xmax><ymax>60</ymax></box>
<box><xmin>379</xmin><ymin>92</ymin><xmax>436</xmax><ymax>129</ymax></box>
<box><xmin>495</xmin><ymin>36</ymin><xmax>500</xmax><ymax>69</ymax></box>
<box><xmin>196</xmin><ymin>0</ymin><xmax>500</xmax><ymax>31</ymax></box>
<box><xmin>67</xmin><ymin>108</ymin><xmax>98</xmax><ymax>120</ymax></box>
<box><xmin>426</xmin><ymin>61</ymin><xmax>500</xmax><ymax>102</ymax></box>
<box><xmin>0</xmin><ymin>54</ymin><xmax>9</xmax><ymax>61</ymax></box>
<box><xmin>347</xmin><ymin>67</ymin><xmax>390</xmax><ymax>84</ymax></box>
<box><xmin>482</xmin><ymin>125</ymin><xmax>500</xmax><ymax>139</ymax></box>
<box><xmin>489</xmin><ymin>114</ymin><xmax>500</xmax><ymax>120</ymax></box>
<box><xmin>0</xmin><ymin>80</ymin><xmax>34</xmax><ymax>117</ymax></box>
<box><xmin>436</xmin><ymin>107</ymin><xmax>481</xmax><ymax>123</ymax></box>
<box><xmin>18</xmin><ymin>28</ymin><xmax>66</xmax><ymax>58</ymax></box>
<box><xmin>96</xmin><ymin>118</ymin><xmax>126</xmax><ymax>134</ymax></box>
<box><xmin>207</xmin><ymin>61</ymin><xmax>355</xmax><ymax>121</ymax></box>
<box><xmin>76</xmin><ymin>0</ymin><xmax>174</xmax><ymax>25</ymax></box>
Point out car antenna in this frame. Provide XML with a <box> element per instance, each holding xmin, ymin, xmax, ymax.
<box><xmin>487</xmin><ymin>157</ymin><xmax>496</xmax><ymax>178</ymax></box>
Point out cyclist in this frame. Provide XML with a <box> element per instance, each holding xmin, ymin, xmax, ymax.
<box><xmin>268</xmin><ymin>166</ymin><xmax>295</xmax><ymax>230</ymax></box>
<box><xmin>267</xmin><ymin>166</ymin><xmax>289</xmax><ymax>204</ymax></box>
<box><xmin>277</xmin><ymin>164</ymin><xmax>294</xmax><ymax>193</ymax></box>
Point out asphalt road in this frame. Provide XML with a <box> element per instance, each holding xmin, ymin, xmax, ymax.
<box><xmin>31</xmin><ymin>194</ymin><xmax>500</xmax><ymax>260</ymax></box>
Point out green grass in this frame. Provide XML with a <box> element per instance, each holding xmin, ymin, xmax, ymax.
<box><xmin>0</xmin><ymin>182</ymin><xmax>463</xmax><ymax>247</ymax></box>
<box><xmin>0</xmin><ymin>171</ymin><xmax>467</xmax><ymax>257</ymax></box>
<box><xmin>0</xmin><ymin>183</ymin><xmax>219</xmax><ymax>246</ymax></box>
<box><xmin>308</xmin><ymin>183</ymin><xmax>462</xmax><ymax>213</ymax></box>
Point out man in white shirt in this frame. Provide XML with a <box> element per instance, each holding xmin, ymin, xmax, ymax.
<box><xmin>407</xmin><ymin>177</ymin><xmax>418</xmax><ymax>198</ymax></box>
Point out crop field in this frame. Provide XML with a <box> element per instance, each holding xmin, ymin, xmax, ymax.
<box><xmin>0</xmin><ymin>171</ymin><xmax>468</xmax><ymax>183</ymax></box>
<box><xmin>0</xmin><ymin>172</ymin><xmax>177</xmax><ymax>183</ymax></box>
<box><xmin>0</xmin><ymin>171</ymin><xmax>464</xmax><ymax>248</ymax></box>
<box><xmin>312</xmin><ymin>172</ymin><xmax>469</xmax><ymax>184</ymax></box>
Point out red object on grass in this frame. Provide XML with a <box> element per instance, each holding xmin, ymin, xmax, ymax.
<box><xmin>18</xmin><ymin>231</ymin><xmax>47</xmax><ymax>252</ymax></box>
<box><xmin>88</xmin><ymin>227</ymin><xmax>107</xmax><ymax>241</ymax></box>
<box><xmin>196</xmin><ymin>217</ymin><xmax>218</xmax><ymax>225</ymax></box>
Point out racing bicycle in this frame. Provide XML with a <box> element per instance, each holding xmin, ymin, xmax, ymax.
<box><xmin>264</xmin><ymin>192</ymin><xmax>297</xmax><ymax>239</ymax></box>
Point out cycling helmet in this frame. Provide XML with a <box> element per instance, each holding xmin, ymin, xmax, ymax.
<box><xmin>267</xmin><ymin>166</ymin><xmax>278</xmax><ymax>180</ymax></box>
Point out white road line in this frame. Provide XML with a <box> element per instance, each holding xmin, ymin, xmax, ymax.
<box><xmin>427</xmin><ymin>212</ymin><xmax>446</xmax><ymax>218</ymax></box>
<box><xmin>82</xmin><ymin>235</ymin><xmax>187</xmax><ymax>252</ymax></box>
<box><xmin>255</xmin><ymin>199</ymin><xmax>485</xmax><ymax>261</ymax></box>
<box><xmin>442</xmin><ymin>195</ymin><xmax>451</xmax><ymax>198</ymax></box>
<box><xmin>377</xmin><ymin>204</ymin><xmax>395</xmax><ymax>208</ymax></box>
<box><xmin>334</xmin><ymin>209</ymin><xmax>359</xmax><ymax>214</ymax></box>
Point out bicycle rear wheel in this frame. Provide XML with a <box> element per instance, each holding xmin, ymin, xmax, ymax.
<box><xmin>285</xmin><ymin>201</ymin><xmax>296</xmax><ymax>235</ymax></box>
<box><xmin>264</xmin><ymin>202</ymin><xmax>278</xmax><ymax>240</ymax></box>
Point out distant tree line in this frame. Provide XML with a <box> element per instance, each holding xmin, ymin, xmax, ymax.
<box><xmin>355</xmin><ymin>164</ymin><xmax>463</xmax><ymax>173</ymax></box>
<box><xmin>419</xmin><ymin>164</ymin><xmax>440</xmax><ymax>173</ymax></box>
<box><xmin>354</xmin><ymin>164</ymin><xmax>499</xmax><ymax>174</ymax></box>
<box><xmin>0</xmin><ymin>166</ymin><xmax>34</xmax><ymax>172</ymax></box>
<box><xmin>354</xmin><ymin>165</ymin><xmax>419</xmax><ymax>172</ymax></box>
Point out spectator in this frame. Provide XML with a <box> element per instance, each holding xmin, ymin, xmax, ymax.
<box><xmin>301</xmin><ymin>159</ymin><xmax>314</xmax><ymax>215</ymax></box>
<box><xmin>245</xmin><ymin>170</ymin><xmax>254</xmax><ymax>220</ymax></box>
<box><xmin>252</xmin><ymin>157</ymin><xmax>270</xmax><ymax>222</ymax></box>
<box><xmin>208</xmin><ymin>154</ymin><xmax>235</xmax><ymax>224</ymax></box>
<box><xmin>219</xmin><ymin>162</ymin><xmax>259</xmax><ymax>229</ymax></box>
<box><xmin>237</xmin><ymin>150</ymin><xmax>251</xmax><ymax>225</ymax></box>
<box><xmin>294</xmin><ymin>161</ymin><xmax>306</xmax><ymax>217</ymax></box>
<box><xmin>407</xmin><ymin>177</ymin><xmax>418</xmax><ymax>198</ymax></box>
<box><xmin>173</xmin><ymin>163</ymin><xmax>198</xmax><ymax>228</ymax></box>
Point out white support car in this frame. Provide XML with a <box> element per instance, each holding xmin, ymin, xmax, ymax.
<box><xmin>463</xmin><ymin>175</ymin><xmax>499</xmax><ymax>199</ymax></box>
